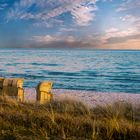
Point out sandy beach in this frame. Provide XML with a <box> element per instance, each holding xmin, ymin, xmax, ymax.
<box><xmin>25</xmin><ymin>88</ymin><xmax>140</xmax><ymax>107</ymax></box>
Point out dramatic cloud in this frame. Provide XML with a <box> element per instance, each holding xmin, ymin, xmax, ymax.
<box><xmin>7</xmin><ymin>0</ymin><xmax>98</xmax><ymax>27</ymax></box>
<box><xmin>31</xmin><ymin>25</ymin><xmax>140</xmax><ymax>49</ymax></box>
<box><xmin>0</xmin><ymin>0</ymin><xmax>139</xmax><ymax>49</ymax></box>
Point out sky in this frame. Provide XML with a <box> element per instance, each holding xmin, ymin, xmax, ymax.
<box><xmin>0</xmin><ymin>0</ymin><xmax>140</xmax><ymax>49</ymax></box>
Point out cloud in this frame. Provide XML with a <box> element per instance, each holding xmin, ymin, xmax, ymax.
<box><xmin>60</xmin><ymin>27</ymin><xmax>76</xmax><ymax>32</ymax></box>
<box><xmin>24</xmin><ymin>33</ymin><xmax>139</xmax><ymax>49</ymax></box>
<box><xmin>120</xmin><ymin>15</ymin><xmax>139</xmax><ymax>23</ymax></box>
<box><xmin>32</xmin><ymin>35</ymin><xmax>77</xmax><ymax>43</ymax></box>
<box><xmin>105</xmin><ymin>27</ymin><xmax>119</xmax><ymax>33</ymax></box>
<box><xmin>7</xmin><ymin>0</ymin><xmax>98</xmax><ymax>27</ymax></box>
<box><xmin>33</xmin><ymin>19</ymin><xmax>64</xmax><ymax>28</ymax></box>
<box><xmin>90</xmin><ymin>26</ymin><xmax>140</xmax><ymax>49</ymax></box>
<box><xmin>0</xmin><ymin>3</ymin><xmax>8</xmax><ymax>10</ymax></box>
<box><xmin>101</xmin><ymin>27</ymin><xmax>140</xmax><ymax>43</ymax></box>
<box><xmin>30</xmin><ymin>27</ymin><xmax>140</xmax><ymax>50</ymax></box>
<box><xmin>71</xmin><ymin>5</ymin><xmax>97</xmax><ymax>26</ymax></box>
<box><xmin>102</xmin><ymin>38</ymin><xmax>140</xmax><ymax>50</ymax></box>
<box><xmin>120</xmin><ymin>15</ymin><xmax>140</xmax><ymax>28</ymax></box>
<box><xmin>2</xmin><ymin>0</ymin><xmax>139</xmax><ymax>50</ymax></box>
<box><xmin>30</xmin><ymin>34</ymin><xmax>91</xmax><ymax>48</ymax></box>
<box><xmin>106</xmin><ymin>27</ymin><xmax>139</xmax><ymax>38</ymax></box>
<box><xmin>116</xmin><ymin>0</ymin><xmax>140</xmax><ymax>12</ymax></box>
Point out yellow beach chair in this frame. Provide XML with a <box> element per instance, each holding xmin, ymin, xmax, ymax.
<box><xmin>12</xmin><ymin>78</ymin><xmax>24</xmax><ymax>102</ymax></box>
<box><xmin>36</xmin><ymin>81</ymin><xmax>53</xmax><ymax>104</ymax></box>
<box><xmin>2</xmin><ymin>78</ymin><xmax>24</xmax><ymax>102</ymax></box>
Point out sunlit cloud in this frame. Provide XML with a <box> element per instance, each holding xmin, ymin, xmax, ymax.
<box><xmin>95</xmin><ymin>27</ymin><xmax>140</xmax><ymax>49</ymax></box>
<box><xmin>103</xmin><ymin>27</ymin><xmax>139</xmax><ymax>41</ymax></box>
<box><xmin>0</xmin><ymin>0</ymin><xmax>139</xmax><ymax>49</ymax></box>
<box><xmin>102</xmin><ymin>38</ymin><xmax>140</xmax><ymax>50</ymax></box>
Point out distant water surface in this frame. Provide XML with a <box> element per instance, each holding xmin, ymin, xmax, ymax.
<box><xmin>0</xmin><ymin>49</ymin><xmax>140</xmax><ymax>93</ymax></box>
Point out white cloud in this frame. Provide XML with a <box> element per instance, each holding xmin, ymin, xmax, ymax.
<box><xmin>119</xmin><ymin>14</ymin><xmax>140</xmax><ymax>44</ymax></box>
<box><xmin>116</xmin><ymin>0</ymin><xmax>140</xmax><ymax>12</ymax></box>
<box><xmin>120</xmin><ymin>15</ymin><xmax>139</xmax><ymax>22</ymax></box>
<box><xmin>71</xmin><ymin>5</ymin><xmax>97</xmax><ymax>26</ymax></box>
<box><xmin>32</xmin><ymin>35</ymin><xmax>76</xmax><ymax>43</ymax></box>
<box><xmin>7</xmin><ymin>0</ymin><xmax>98</xmax><ymax>27</ymax></box>
<box><xmin>106</xmin><ymin>27</ymin><xmax>138</xmax><ymax>37</ymax></box>
<box><xmin>101</xmin><ymin>27</ymin><xmax>139</xmax><ymax>43</ymax></box>
<box><xmin>120</xmin><ymin>15</ymin><xmax>140</xmax><ymax>28</ymax></box>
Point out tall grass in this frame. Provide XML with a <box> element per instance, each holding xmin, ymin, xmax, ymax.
<box><xmin>0</xmin><ymin>96</ymin><xmax>140</xmax><ymax>140</ymax></box>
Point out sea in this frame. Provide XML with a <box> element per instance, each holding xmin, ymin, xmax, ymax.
<box><xmin>0</xmin><ymin>49</ymin><xmax>140</xmax><ymax>94</ymax></box>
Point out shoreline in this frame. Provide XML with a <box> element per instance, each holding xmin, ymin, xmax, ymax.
<box><xmin>24</xmin><ymin>88</ymin><xmax>140</xmax><ymax>107</ymax></box>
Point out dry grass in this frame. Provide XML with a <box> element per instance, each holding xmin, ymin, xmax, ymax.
<box><xmin>0</xmin><ymin>96</ymin><xmax>140</xmax><ymax>140</ymax></box>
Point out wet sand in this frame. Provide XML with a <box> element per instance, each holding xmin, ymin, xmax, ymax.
<box><xmin>24</xmin><ymin>88</ymin><xmax>140</xmax><ymax>107</ymax></box>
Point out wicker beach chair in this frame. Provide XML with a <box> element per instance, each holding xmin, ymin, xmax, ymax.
<box><xmin>12</xmin><ymin>78</ymin><xmax>24</xmax><ymax>102</ymax></box>
<box><xmin>36</xmin><ymin>81</ymin><xmax>53</xmax><ymax>104</ymax></box>
<box><xmin>2</xmin><ymin>78</ymin><xmax>24</xmax><ymax>102</ymax></box>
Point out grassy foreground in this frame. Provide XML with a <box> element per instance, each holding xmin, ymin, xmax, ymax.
<box><xmin>0</xmin><ymin>96</ymin><xmax>140</xmax><ymax>140</ymax></box>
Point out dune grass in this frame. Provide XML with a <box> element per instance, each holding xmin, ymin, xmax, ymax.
<box><xmin>0</xmin><ymin>96</ymin><xmax>140</xmax><ymax>140</ymax></box>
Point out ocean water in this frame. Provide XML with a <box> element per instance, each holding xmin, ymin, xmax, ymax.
<box><xmin>0</xmin><ymin>49</ymin><xmax>140</xmax><ymax>93</ymax></box>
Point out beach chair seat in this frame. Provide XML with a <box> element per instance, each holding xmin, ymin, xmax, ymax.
<box><xmin>36</xmin><ymin>81</ymin><xmax>53</xmax><ymax>104</ymax></box>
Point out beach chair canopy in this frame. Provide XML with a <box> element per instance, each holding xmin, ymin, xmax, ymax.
<box><xmin>2</xmin><ymin>78</ymin><xmax>24</xmax><ymax>101</ymax></box>
<box><xmin>37</xmin><ymin>81</ymin><xmax>53</xmax><ymax>93</ymax></box>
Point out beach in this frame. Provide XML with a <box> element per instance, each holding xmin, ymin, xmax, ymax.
<box><xmin>1</xmin><ymin>50</ymin><xmax>140</xmax><ymax>106</ymax></box>
<box><xmin>25</xmin><ymin>88</ymin><xmax>140</xmax><ymax>107</ymax></box>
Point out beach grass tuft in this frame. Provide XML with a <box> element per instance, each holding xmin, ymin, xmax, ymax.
<box><xmin>0</xmin><ymin>96</ymin><xmax>140</xmax><ymax>140</ymax></box>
